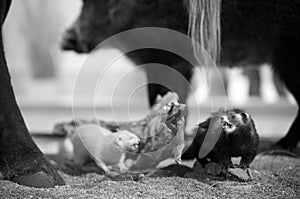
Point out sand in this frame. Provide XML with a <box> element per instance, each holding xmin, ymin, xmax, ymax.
<box><xmin>1</xmin><ymin>153</ymin><xmax>299</xmax><ymax>199</ymax></box>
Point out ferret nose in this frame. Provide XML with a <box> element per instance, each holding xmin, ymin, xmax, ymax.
<box><xmin>133</xmin><ymin>141</ymin><xmax>141</xmax><ymax>149</ymax></box>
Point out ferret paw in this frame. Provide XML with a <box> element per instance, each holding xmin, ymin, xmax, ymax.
<box><xmin>204</xmin><ymin>162</ymin><xmax>227</xmax><ymax>176</ymax></box>
<box><xmin>106</xmin><ymin>170</ymin><xmax>121</xmax><ymax>179</ymax></box>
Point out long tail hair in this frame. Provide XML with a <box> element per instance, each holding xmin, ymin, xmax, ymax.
<box><xmin>187</xmin><ymin>0</ymin><xmax>221</xmax><ymax>66</ymax></box>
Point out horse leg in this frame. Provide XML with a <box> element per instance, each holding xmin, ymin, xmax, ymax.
<box><xmin>276</xmin><ymin>96</ymin><xmax>300</xmax><ymax>150</ymax></box>
<box><xmin>276</xmin><ymin>84</ymin><xmax>300</xmax><ymax>150</ymax></box>
<box><xmin>0</xmin><ymin>0</ymin><xmax>64</xmax><ymax>187</ymax></box>
<box><xmin>145</xmin><ymin>61</ymin><xmax>193</xmax><ymax>106</ymax></box>
<box><xmin>273</xmin><ymin>36</ymin><xmax>300</xmax><ymax>150</ymax></box>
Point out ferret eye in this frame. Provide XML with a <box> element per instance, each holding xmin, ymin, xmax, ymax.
<box><xmin>241</xmin><ymin>112</ymin><xmax>248</xmax><ymax>118</ymax></box>
<box><xmin>231</xmin><ymin>115</ymin><xmax>236</xmax><ymax>119</ymax></box>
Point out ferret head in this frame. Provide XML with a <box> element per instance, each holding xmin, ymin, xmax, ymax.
<box><xmin>116</xmin><ymin>130</ymin><xmax>141</xmax><ymax>152</ymax></box>
<box><xmin>221</xmin><ymin>109</ymin><xmax>251</xmax><ymax>133</ymax></box>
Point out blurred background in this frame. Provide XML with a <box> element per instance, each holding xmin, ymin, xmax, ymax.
<box><xmin>2</xmin><ymin>0</ymin><xmax>297</xmax><ymax>151</ymax></box>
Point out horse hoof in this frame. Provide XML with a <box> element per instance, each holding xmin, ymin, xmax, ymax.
<box><xmin>12</xmin><ymin>171</ymin><xmax>62</xmax><ymax>188</ymax></box>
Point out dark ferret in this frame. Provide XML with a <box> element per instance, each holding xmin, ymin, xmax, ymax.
<box><xmin>182</xmin><ymin>109</ymin><xmax>259</xmax><ymax>168</ymax></box>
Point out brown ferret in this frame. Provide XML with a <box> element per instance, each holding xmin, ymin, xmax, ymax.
<box><xmin>182</xmin><ymin>109</ymin><xmax>259</xmax><ymax>168</ymax></box>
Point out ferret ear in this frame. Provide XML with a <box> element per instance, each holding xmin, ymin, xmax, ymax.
<box><xmin>155</xmin><ymin>94</ymin><xmax>162</xmax><ymax>103</ymax></box>
<box><xmin>241</xmin><ymin>112</ymin><xmax>249</xmax><ymax>119</ymax></box>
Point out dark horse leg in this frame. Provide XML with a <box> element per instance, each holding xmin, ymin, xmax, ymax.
<box><xmin>127</xmin><ymin>49</ymin><xmax>194</xmax><ymax>106</ymax></box>
<box><xmin>0</xmin><ymin>0</ymin><xmax>64</xmax><ymax>187</ymax></box>
<box><xmin>273</xmin><ymin>30</ymin><xmax>300</xmax><ymax>150</ymax></box>
<box><xmin>146</xmin><ymin>61</ymin><xmax>193</xmax><ymax>106</ymax></box>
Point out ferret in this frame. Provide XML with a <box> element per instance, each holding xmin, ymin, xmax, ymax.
<box><xmin>70</xmin><ymin>124</ymin><xmax>140</xmax><ymax>173</ymax></box>
<box><xmin>182</xmin><ymin>109</ymin><xmax>259</xmax><ymax>169</ymax></box>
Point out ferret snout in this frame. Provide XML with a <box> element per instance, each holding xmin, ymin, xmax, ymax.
<box><xmin>133</xmin><ymin>141</ymin><xmax>140</xmax><ymax>148</ymax></box>
<box><xmin>221</xmin><ymin>116</ymin><xmax>236</xmax><ymax>133</ymax></box>
<box><xmin>129</xmin><ymin>136</ymin><xmax>140</xmax><ymax>148</ymax></box>
<box><xmin>132</xmin><ymin>140</ymin><xmax>140</xmax><ymax>150</ymax></box>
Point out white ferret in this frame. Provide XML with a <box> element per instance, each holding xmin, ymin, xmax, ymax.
<box><xmin>69</xmin><ymin>124</ymin><xmax>140</xmax><ymax>173</ymax></box>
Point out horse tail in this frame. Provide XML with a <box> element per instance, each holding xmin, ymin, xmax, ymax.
<box><xmin>187</xmin><ymin>0</ymin><xmax>221</xmax><ymax>66</ymax></box>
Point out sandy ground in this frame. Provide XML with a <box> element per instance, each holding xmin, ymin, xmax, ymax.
<box><xmin>1</xmin><ymin>151</ymin><xmax>300</xmax><ymax>199</ymax></box>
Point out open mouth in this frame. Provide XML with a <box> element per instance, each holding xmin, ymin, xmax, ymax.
<box><xmin>221</xmin><ymin>115</ymin><xmax>236</xmax><ymax>132</ymax></box>
<box><xmin>222</xmin><ymin>120</ymin><xmax>236</xmax><ymax>133</ymax></box>
<box><xmin>160</xmin><ymin>101</ymin><xmax>187</xmax><ymax>131</ymax></box>
<box><xmin>168</xmin><ymin>104</ymin><xmax>174</xmax><ymax>114</ymax></box>
<box><xmin>166</xmin><ymin>105</ymin><xmax>183</xmax><ymax>121</ymax></box>
<box><xmin>132</xmin><ymin>143</ymin><xmax>140</xmax><ymax>150</ymax></box>
<box><xmin>223</xmin><ymin>121</ymin><xmax>233</xmax><ymax>129</ymax></box>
